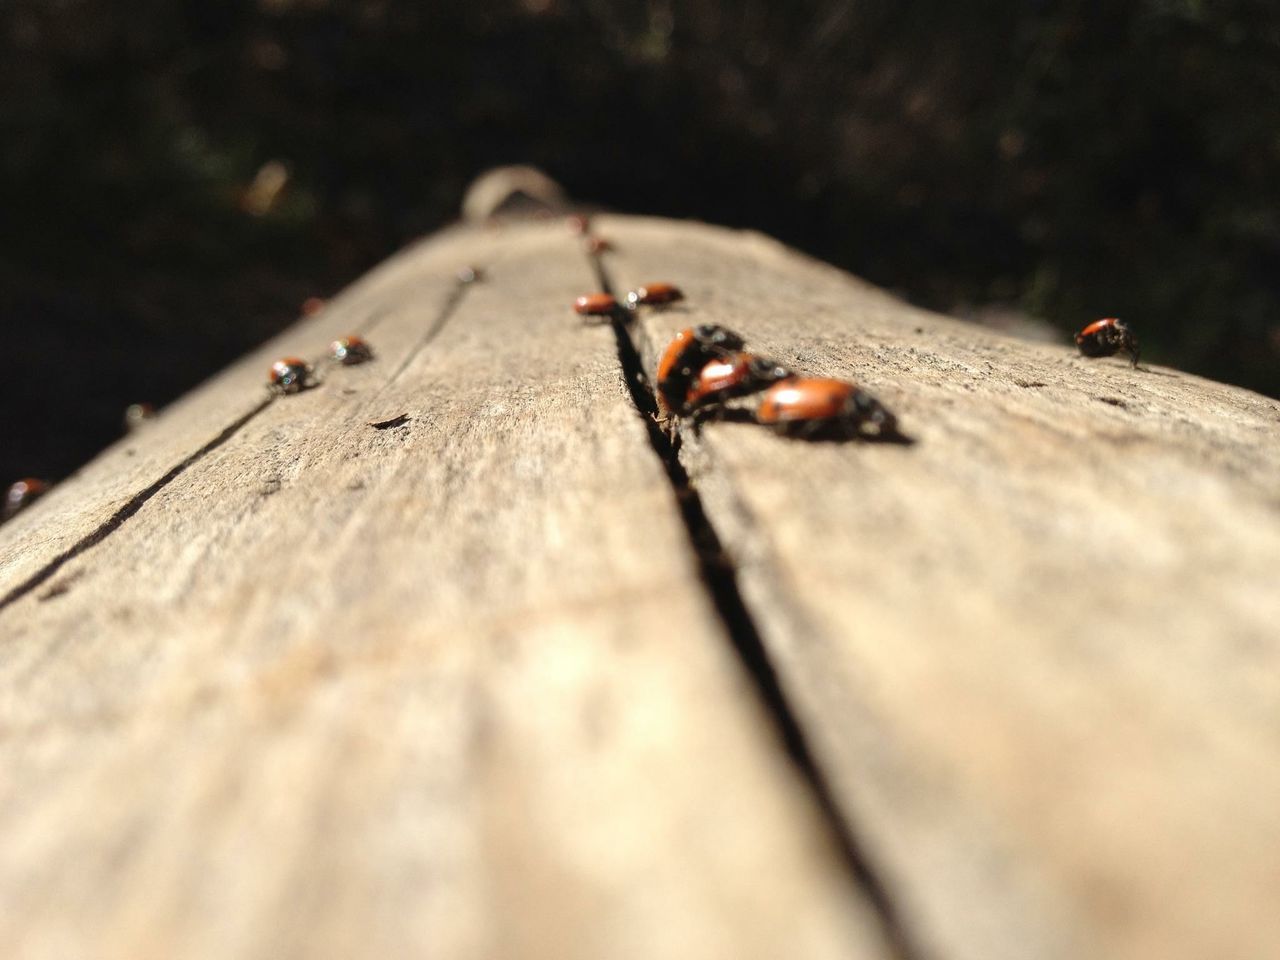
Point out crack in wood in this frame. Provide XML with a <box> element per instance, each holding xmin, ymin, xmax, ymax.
<box><xmin>376</xmin><ymin>278</ymin><xmax>472</xmax><ymax>393</ymax></box>
<box><xmin>0</xmin><ymin>274</ymin><xmax>480</xmax><ymax>620</ymax></box>
<box><xmin>0</xmin><ymin>399</ymin><xmax>274</xmax><ymax>615</ymax></box>
<box><xmin>588</xmin><ymin>248</ymin><xmax>922</xmax><ymax>960</ymax></box>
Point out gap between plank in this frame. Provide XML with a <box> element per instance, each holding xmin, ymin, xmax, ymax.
<box><xmin>588</xmin><ymin>250</ymin><xmax>921</xmax><ymax>960</ymax></box>
<box><xmin>0</xmin><ymin>399</ymin><xmax>272</xmax><ymax>613</ymax></box>
<box><xmin>0</xmin><ymin>275</ymin><xmax>476</xmax><ymax>618</ymax></box>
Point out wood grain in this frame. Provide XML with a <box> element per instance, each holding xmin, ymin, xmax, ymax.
<box><xmin>602</xmin><ymin>214</ymin><xmax>1280</xmax><ymax>960</ymax></box>
<box><xmin>0</xmin><ymin>222</ymin><xmax>890</xmax><ymax>960</ymax></box>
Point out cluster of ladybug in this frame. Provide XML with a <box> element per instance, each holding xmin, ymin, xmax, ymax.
<box><xmin>572</xmin><ymin>279</ymin><xmax>900</xmax><ymax>440</ymax></box>
<box><xmin>573</xmin><ymin>271</ymin><xmax>1142</xmax><ymax>440</ymax></box>
<box><xmin>0</xmin><ymin>257</ymin><xmax>1142</xmax><ymax>527</ymax></box>
<box><xmin>656</xmin><ymin>323</ymin><xmax>900</xmax><ymax>439</ymax></box>
<box><xmin>267</xmin><ymin>334</ymin><xmax>375</xmax><ymax>395</ymax></box>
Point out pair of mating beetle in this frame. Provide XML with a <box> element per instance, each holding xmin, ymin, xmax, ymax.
<box><xmin>268</xmin><ymin>335</ymin><xmax>374</xmax><ymax>395</ymax></box>
<box><xmin>657</xmin><ymin>324</ymin><xmax>899</xmax><ymax>439</ymax></box>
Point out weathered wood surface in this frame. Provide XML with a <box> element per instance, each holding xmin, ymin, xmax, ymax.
<box><xmin>0</xmin><ymin>223</ymin><xmax>888</xmax><ymax>960</ymax></box>
<box><xmin>599</xmin><ymin>215</ymin><xmax>1280</xmax><ymax>960</ymax></box>
<box><xmin>1</xmin><ymin>209</ymin><xmax>1279</xmax><ymax>960</ymax></box>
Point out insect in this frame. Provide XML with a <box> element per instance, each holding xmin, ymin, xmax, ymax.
<box><xmin>3</xmin><ymin>478</ymin><xmax>48</xmax><ymax>521</ymax></box>
<box><xmin>685</xmin><ymin>352</ymin><xmax>793</xmax><ymax>416</ymax></box>
<box><xmin>329</xmin><ymin>335</ymin><xmax>374</xmax><ymax>365</ymax></box>
<box><xmin>124</xmin><ymin>403</ymin><xmax>157</xmax><ymax>430</ymax></box>
<box><xmin>756</xmin><ymin>377</ymin><xmax>898</xmax><ymax>439</ymax></box>
<box><xmin>656</xmin><ymin>325</ymin><xmax>746</xmax><ymax>415</ymax></box>
<box><xmin>1076</xmin><ymin>318</ymin><xmax>1140</xmax><ymax>367</ymax></box>
<box><xmin>626</xmin><ymin>282</ymin><xmax>684</xmax><ymax>308</ymax></box>
<box><xmin>268</xmin><ymin>357</ymin><xmax>315</xmax><ymax>394</ymax></box>
<box><xmin>573</xmin><ymin>293</ymin><xmax>618</xmax><ymax>318</ymax></box>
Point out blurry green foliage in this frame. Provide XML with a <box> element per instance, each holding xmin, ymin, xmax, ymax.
<box><xmin>2</xmin><ymin>0</ymin><xmax>1279</xmax><ymax>478</ymax></box>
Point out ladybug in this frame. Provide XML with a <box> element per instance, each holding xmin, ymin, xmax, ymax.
<box><xmin>1076</xmin><ymin>317</ymin><xmax>1140</xmax><ymax>367</ymax></box>
<box><xmin>685</xmin><ymin>352</ymin><xmax>793</xmax><ymax>416</ymax></box>
<box><xmin>756</xmin><ymin>377</ymin><xmax>898</xmax><ymax>439</ymax></box>
<box><xmin>656</xmin><ymin>325</ymin><xmax>746</xmax><ymax>415</ymax></box>
<box><xmin>329</xmin><ymin>335</ymin><xmax>374</xmax><ymax>365</ymax></box>
<box><xmin>268</xmin><ymin>357</ymin><xmax>315</xmax><ymax>394</ymax></box>
<box><xmin>124</xmin><ymin>402</ymin><xmax>157</xmax><ymax>430</ymax></box>
<box><xmin>3</xmin><ymin>478</ymin><xmax>48</xmax><ymax>522</ymax></box>
<box><xmin>573</xmin><ymin>292</ymin><xmax>617</xmax><ymax>318</ymax></box>
<box><xmin>626</xmin><ymin>282</ymin><xmax>684</xmax><ymax>308</ymax></box>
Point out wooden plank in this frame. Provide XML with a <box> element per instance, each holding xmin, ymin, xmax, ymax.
<box><xmin>0</xmin><ymin>222</ymin><xmax>891</xmax><ymax>959</ymax></box>
<box><xmin>602</xmin><ymin>214</ymin><xmax>1280</xmax><ymax>960</ymax></box>
<box><xmin>0</xmin><ymin>226</ymin><xmax>470</xmax><ymax>596</ymax></box>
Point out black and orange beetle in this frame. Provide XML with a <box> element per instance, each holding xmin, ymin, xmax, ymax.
<box><xmin>1076</xmin><ymin>317</ymin><xmax>1140</xmax><ymax>367</ymax></box>
<box><xmin>3</xmin><ymin>478</ymin><xmax>48</xmax><ymax>521</ymax></box>
<box><xmin>626</xmin><ymin>282</ymin><xmax>684</xmax><ymax>308</ymax></box>
<box><xmin>656</xmin><ymin>324</ymin><xmax>746</xmax><ymax>415</ymax></box>
<box><xmin>268</xmin><ymin>357</ymin><xmax>315</xmax><ymax>394</ymax></box>
<box><xmin>685</xmin><ymin>352</ymin><xmax>793</xmax><ymax>417</ymax></box>
<box><xmin>756</xmin><ymin>377</ymin><xmax>897</xmax><ymax>439</ymax></box>
<box><xmin>329</xmin><ymin>335</ymin><xmax>374</xmax><ymax>365</ymax></box>
<box><xmin>573</xmin><ymin>292</ymin><xmax>617</xmax><ymax>318</ymax></box>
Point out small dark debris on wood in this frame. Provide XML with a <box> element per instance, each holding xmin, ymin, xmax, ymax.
<box><xmin>369</xmin><ymin>414</ymin><xmax>412</xmax><ymax>430</ymax></box>
<box><xmin>39</xmin><ymin>571</ymin><xmax>83</xmax><ymax>602</ymax></box>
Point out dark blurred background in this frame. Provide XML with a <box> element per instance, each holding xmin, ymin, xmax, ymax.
<box><xmin>4</xmin><ymin>0</ymin><xmax>1280</xmax><ymax>485</ymax></box>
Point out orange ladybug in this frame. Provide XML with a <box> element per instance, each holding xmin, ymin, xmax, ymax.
<box><xmin>626</xmin><ymin>282</ymin><xmax>684</xmax><ymax>308</ymax></box>
<box><xmin>3</xmin><ymin>478</ymin><xmax>48</xmax><ymax>521</ymax></box>
<box><xmin>1076</xmin><ymin>317</ymin><xmax>1140</xmax><ymax>367</ymax></box>
<box><xmin>573</xmin><ymin>292</ymin><xmax>617</xmax><ymax>318</ymax></box>
<box><xmin>656</xmin><ymin>325</ymin><xmax>746</xmax><ymax>414</ymax></box>
<box><xmin>268</xmin><ymin>357</ymin><xmax>314</xmax><ymax>394</ymax></box>
<box><xmin>756</xmin><ymin>377</ymin><xmax>897</xmax><ymax>439</ymax></box>
<box><xmin>329</xmin><ymin>335</ymin><xmax>374</xmax><ymax>365</ymax></box>
<box><xmin>685</xmin><ymin>352</ymin><xmax>793</xmax><ymax>416</ymax></box>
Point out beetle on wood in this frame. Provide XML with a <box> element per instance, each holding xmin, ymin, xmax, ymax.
<box><xmin>685</xmin><ymin>352</ymin><xmax>793</xmax><ymax>418</ymax></box>
<box><xmin>3</xmin><ymin>477</ymin><xmax>48</xmax><ymax>522</ymax></box>
<box><xmin>1076</xmin><ymin>318</ymin><xmax>1140</xmax><ymax>367</ymax></box>
<box><xmin>756</xmin><ymin>377</ymin><xmax>898</xmax><ymax>439</ymax></box>
<box><xmin>656</xmin><ymin>325</ymin><xmax>747</xmax><ymax>416</ymax></box>
<box><xmin>329</xmin><ymin>336</ymin><xmax>374</xmax><ymax>366</ymax></box>
<box><xmin>573</xmin><ymin>293</ymin><xmax>617</xmax><ymax>319</ymax></box>
<box><xmin>268</xmin><ymin>358</ymin><xmax>315</xmax><ymax>395</ymax></box>
<box><xmin>626</xmin><ymin>282</ymin><xmax>684</xmax><ymax>308</ymax></box>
